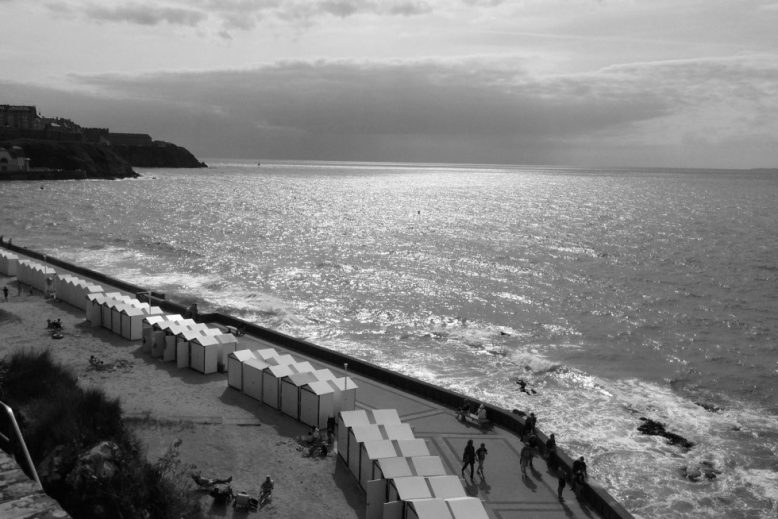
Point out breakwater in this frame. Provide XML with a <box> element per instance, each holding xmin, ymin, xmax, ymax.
<box><xmin>1</xmin><ymin>241</ymin><xmax>634</xmax><ymax>519</ymax></box>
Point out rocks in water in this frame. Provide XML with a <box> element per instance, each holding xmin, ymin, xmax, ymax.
<box><xmin>681</xmin><ymin>460</ymin><xmax>721</xmax><ymax>482</ymax></box>
<box><xmin>638</xmin><ymin>417</ymin><xmax>695</xmax><ymax>449</ymax></box>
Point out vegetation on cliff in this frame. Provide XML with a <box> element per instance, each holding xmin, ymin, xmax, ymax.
<box><xmin>0</xmin><ymin>349</ymin><xmax>198</xmax><ymax>519</ymax></box>
<box><xmin>1</xmin><ymin>139</ymin><xmax>138</xmax><ymax>180</ymax></box>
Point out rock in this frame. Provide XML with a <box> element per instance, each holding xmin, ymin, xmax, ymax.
<box><xmin>110</xmin><ymin>141</ymin><xmax>207</xmax><ymax>168</ymax></box>
<box><xmin>638</xmin><ymin>417</ymin><xmax>695</xmax><ymax>449</ymax></box>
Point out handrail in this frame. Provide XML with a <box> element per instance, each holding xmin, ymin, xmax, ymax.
<box><xmin>0</xmin><ymin>401</ymin><xmax>43</xmax><ymax>490</ymax></box>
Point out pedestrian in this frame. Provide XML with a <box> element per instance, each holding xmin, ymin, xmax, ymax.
<box><xmin>2</xmin><ymin>286</ymin><xmax>7</xmax><ymax>301</ymax></box>
<box><xmin>476</xmin><ymin>443</ymin><xmax>488</xmax><ymax>477</ymax></box>
<box><xmin>519</xmin><ymin>443</ymin><xmax>533</xmax><ymax>477</ymax></box>
<box><xmin>461</xmin><ymin>439</ymin><xmax>476</xmax><ymax>480</ymax></box>
<box><xmin>557</xmin><ymin>467</ymin><xmax>567</xmax><ymax>500</ymax></box>
<box><xmin>522</xmin><ymin>412</ymin><xmax>537</xmax><ymax>440</ymax></box>
<box><xmin>571</xmin><ymin>456</ymin><xmax>588</xmax><ymax>494</ymax></box>
<box><xmin>545</xmin><ymin>433</ymin><xmax>558</xmax><ymax>471</ymax></box>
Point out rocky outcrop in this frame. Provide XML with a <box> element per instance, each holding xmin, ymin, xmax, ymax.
<box><xmin>638</xmin><ymin>417</ymin><xmax>695</xmax><ymax>449</ymax></box>
<box><xmin>110</xmin><ymin>140</ymin><xmax>207</xmax><ymax>168</ymax></box>
<box><xmin>0</xmin><ymin>138</ymin><xmax>138</xmax><ymax>180</ymax></box>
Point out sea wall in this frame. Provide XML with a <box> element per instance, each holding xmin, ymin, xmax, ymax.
<box><xmin>0</xmin><ymin>242</ymin><xmax>634</xmax><ymax>519</ymax></box>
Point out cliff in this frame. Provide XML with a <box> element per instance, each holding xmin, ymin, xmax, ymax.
<box><xmin>0</xmin><ymin>138</ymin><xmax>138</xmax><ymax>180</ymax></box>
<box><xmin>110</xmin><ymin>141</ymin><xmax>207</xmax><ymax>168</ymax></box>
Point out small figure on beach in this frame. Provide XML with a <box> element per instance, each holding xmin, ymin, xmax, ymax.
<box><xmin>260</xmin><ymin>475</ymin><xmax>274</xmax><ymax>506</ymax></box>
<box><xmin>191</xmin><ymin>471</ymin><xmax>233</xmax><ymax>488</ymax></box>
<box><xmin>515</xmin><ymin>378</ymin><xmax>537</xmax><ymax>394</ymax></box>
<box><xmin>2</xmin><ymin>285</ymin><xmax>7</xmax><ymax>301</ymax></box>
<box><xmin>461</xmin><ymin>439</ymin><xmax>476</xmax><ymax>479</ymax></box>
<box><xmin>476</xmin><ymin>442</ymin><xmax>488</xmax><ymax>477</ymax></box>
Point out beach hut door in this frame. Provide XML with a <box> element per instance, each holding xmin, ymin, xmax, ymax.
<box><xmin>382</xmin><ymin>500</ymin><xmax>403</xmax><ymax>519</ymax></box>
<box><xmin>365</xmin><ymin>479</ymin><xmax>386</xmax><ymax>519</ymax></box>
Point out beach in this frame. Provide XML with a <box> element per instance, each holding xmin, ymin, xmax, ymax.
<box><xmin>0</xmin><ymin>280</ymin><xmax>364</xmax><ymax>518</ymax></box>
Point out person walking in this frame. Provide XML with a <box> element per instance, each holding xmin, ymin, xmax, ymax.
<box><xmin>461</xmin><ymin>439</ymin><xmax>476</xmax><ymax>480</ymax></box>
<box><xmin>520</xmin><ymin>443</ymin><xmax>533</xmax><ymax>477</ymax></box>
<box><xmin>2</xmin><ymin>286</ymin><xmax>7</xmax><ymax>301</ymax></box>
<box><xmin>475</xmin><ymin>443</ymin><xmax>488</xmax><ymax>477</ymax></box>
<box><xmin>557</xmin><ymin>467</ymin><xmax>568</xmax><ymax>500</ymax></box>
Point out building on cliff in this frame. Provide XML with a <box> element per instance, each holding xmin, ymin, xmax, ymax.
<box><xmin>0</xmin><ymin>105</ymin><xmax>42</xmax><ymax>130</ymax></box>
<box><xmin>0</xmin><ymin>146</ymin><xmax>30</xmax><ymax>173</ymax></box>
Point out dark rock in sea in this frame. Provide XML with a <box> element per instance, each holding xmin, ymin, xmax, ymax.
<box><xmin>638</xmin><ymin>417</ymin><xmax>695</xmax><ymax>449</ymax></box>
<box><xmin>694</xmin><ymin>401</ymin><xmax>721</xmax><ymax>413</ymax></box>
<box><xmin>110</xmin><ymin>141</ymin><xmax>207</xmax><ymax>168</ymax></box>
<box><xmin>681</xmin><ymin>460</ymin><xmax>721</xmax><ymax>482</ymax></box>
<box><xmin>512</xmin><ymin>409</ymin><xmax>527</xmax><ymax>417</ymax></box>
<box><xmin>1</xmin><ymin>138</ymin><xmax>138</xmax><ymax>180</ymax></box>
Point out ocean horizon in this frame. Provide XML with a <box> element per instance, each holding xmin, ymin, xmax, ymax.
<box><xmin>1</xmin><ymin>159</ymin><xmax>776</xmax><ymax>518</ymax></box>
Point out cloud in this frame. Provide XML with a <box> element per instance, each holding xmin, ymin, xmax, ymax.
<box><xmin>83</xmin><ymin>3</ymin><xmax>207</xmax><ymax>26</ymax></box>
<box><xmin>5</xmin><ymin>54</ymin><xmax>778</xmax><ymax>167</ymax></box>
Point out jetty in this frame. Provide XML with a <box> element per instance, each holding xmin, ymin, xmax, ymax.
<box><xmin>0</xmin><ymin>241</ymin><xmax>633</xmax><ymax>519</ymax></box>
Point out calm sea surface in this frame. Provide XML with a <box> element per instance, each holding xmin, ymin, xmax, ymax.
<box><xmin>2</xmin><ymin>160</ymin><xmax>777</xmax><ymax>518</ymax></box>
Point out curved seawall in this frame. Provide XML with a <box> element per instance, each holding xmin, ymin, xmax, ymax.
<box><xmin>2</xmin><ymin>241</ymin><xmax>634</xmax><ymax>519</ymax></box>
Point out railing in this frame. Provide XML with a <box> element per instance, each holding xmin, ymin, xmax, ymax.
<box><xmin>0</xmin><ymin>401</ymin><xmax>42</xmax><ymax>489</ymax></box>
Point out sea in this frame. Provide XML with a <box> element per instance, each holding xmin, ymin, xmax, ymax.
<box><xmin>1</xmin><ymin>160</ymin><xmax>776</xmax><ymax>518</ymax></box>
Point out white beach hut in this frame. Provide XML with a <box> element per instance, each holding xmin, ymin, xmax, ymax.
<box><xmin>121</xmin><ymin>305</ymin><xmax>163</xmax><ymax>341</ymax></box>
<box><xmin>86</xmin><ymin>293</ymin><xmax>108</xmax><ymax>327</ymax></box>
<box><xmin>373</xmin><ymin>456</ymin><xmax>448</xmax><ymax>486</ymax></box>
<box><xmin>142</xmin><ymin>314</ymin><xmax>181</xmax><ymax>353</ymax></box>
<box><xmin>360</xmin><ymin>439</ymin><xmax>430</xmax><ymax>490</ymax></box>
<box><xmin>299</xmin><ymin>379</ymin><xmax>336</xmax><ymax>429</ymax></box>
<box><xmin>227</xmin><ymin>349</ymin><xmax>257</xmax><ymax>391</ymax></box>
<box><xmin>242</xmin><ymin>357</ymin><xmax>270</xmax><ymax>401</ymax></box>
<box><xmin>390</xmin><ymin>499</ymin><xmax>452</xmax><ymax>519</ymax></box>
<box><xmin>261</xmin><ymin>363</ymin><xmax>295</xmax><ymax>409</ymax></box>
<box><xmin>0</xmin><ymin>250</ymin><xmax>19</xmax><ymax>276</ymax></box>
<box><xmin>214</xmin><ymin>332</ymin><xmax>238</xmax><ymax>369</ymax></box>
<box><xmin>190</xmin><ymin>334</ymin><xmax>221</xmax><ymax>374</ymax></box>
<box><xmin>337</xmin><ymin>410</ymin><xmax>371</xmax><ymax>465</ymax></box>
<box><xmin>280</xmin><ymin>371</ymin><xmax>318</xmax><ymax>420</ymax></box>
<box><xmin>328</xmin><ymin>377</ymin><xmax>358</xmax><ymax>415</ymax></box>
<box><xmin>254</xmin><ymin>348</ymin><xmax>281</xmax><ymax>363</ymax></box>
<box><xmin>347</xmin><ymin>425</ymin><xmax>387</xmax><ymax>483</ymax></box>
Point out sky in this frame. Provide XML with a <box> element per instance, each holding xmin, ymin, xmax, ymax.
<box><xmin>2</xmin><ymin>0</ymin><xmax>778</xmax><ymax>168</ymax></box>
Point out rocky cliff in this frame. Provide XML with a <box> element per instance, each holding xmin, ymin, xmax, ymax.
<box><xmin>110</xmin><ymin>141</ymin><xmax>207</xmax><ymax>168</ymax></box>
<box><xmin>1</xmin><ymin>139</ymin><xmax>138</xmax><ymax>180</ymax></box>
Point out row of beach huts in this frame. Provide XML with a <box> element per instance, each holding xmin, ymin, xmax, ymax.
<box><xmin>1</xmin><ymin>249</ymin><xmax>489</xmax><ymax>519</ymax></box>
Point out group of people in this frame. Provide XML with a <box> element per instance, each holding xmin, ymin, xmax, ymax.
<box><xmin>455</xmin><ymin>399</ymin><xmax>490</xmax><ymax>429</ymax></box>
<box><xmin>191</xmin><ymin>472</ymin><xmax>274</xmax><ymax>508</ymax></box>
<box><xmin>460</xmin><ymin>439</ymin><xmax>488</xmax><ymax>480</ymax></box>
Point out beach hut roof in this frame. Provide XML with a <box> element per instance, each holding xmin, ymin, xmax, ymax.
<box><xmin>395</xmin><ymin>439</ymin><xmax>430</xmax><ymax>458</ymax></box>
<box><xmin>371</xmin><ymin>409</ymin><xmax>401</xmax><ymax>425</ymax></box>
<box><xmin>339</xmin><ymin>409</ymin><xmax>369</xmax><ymax>428</ymax></box>
<box><xmin>214</xmin><ymin>332</ymin><xmax>237</xmax><ymax>344</ymax></box>
<box><xmin>229</xmin><ymin>349</ymin><xmax>256</xmax><ymax>362</ymax></box>
<box><xmin>265</xmin><ymin>363</ymin><xmax>294</xmax><ymax>377</ymax></box>
<box><xmin>289</xmin><ymin>361</ymin><xmax>314</xmax><ymax>374</ymax></box>
<box><xmin>445</xmin><ymin>497</ymin><xmax>489</xmax><ymax>519</ymax></box>
<box><xmin>377</xmin><ymin>457</ymin><xmax>412</xmax><ymax>479</ymax></box>
<box><xmin>243</xmin><ymin>358</ymin><xmax>270</xmax><ymax>372</ymax></box>
<box><xmin>426</xmin><ymin>476</ymin><xmax>466</xmax><ymax>499</ymax></box>
<box><xmin>192</xmin><ymin>335</ymin><xmax>220</xmax><ymax>346</ymax></box>
<box><xmin>382</xmin><ymin>423</ymin><xmax>415</xmax><ymax>440</ymax></box>
<box><xmin>362</xmin><ymin>439</ymin><xmax>399</xmax><ymax>460</ymax></box>
<box><xmin>351</xmin><ymin>425</ymin><xmax>385</xmax><ymax>443</ymax></box>
<box><xmin>312</xmin><ymin>368</ymin><xmax>335</xmax><ymax>381</ymax></box>
<box><xmin>408</xmin><ymin>499</ymin><xmax>454</xmax><ymax>519</ymax></box>
<box><xmin>304</xmin><ymin>379</ymin><xmax>335</xmax><ymax>395</ymax></box>
<box><xmin>409</xmin><ymin>456</ymin><xmax>446</xmax><ymax>477</ymax></box>
<box><xmin>393</xmin><ymin>476</ymin><xmax>432</xmax><ymax>501</ymax></box>
<box><xmin>328</xmin><ymin>377</ymin><xmax>357</xmax><ymax>391</ymax></box>
<box><xmin>285</xmin><ymin>371</ymin><xmax>317</xmax><ymax>386</ymax></box>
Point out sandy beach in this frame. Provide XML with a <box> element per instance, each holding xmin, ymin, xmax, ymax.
<box><xmin>0</xmin><ymin>277</ymin><xmax>364</xmax><ymax>518</ymax></box>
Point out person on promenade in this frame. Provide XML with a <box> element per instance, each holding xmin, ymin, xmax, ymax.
<box><xmin>456</xmin><ymin>398</ymin><xmax>471</xmax><ymax>422</ymax></box>
<box><xmin>545</xmin><ymin>433</ymin><xmax>558</xmax><ymax>471</ymax></box>
<box><xmin>557</xmin><ymin>466</ymin><xmax>568</xmax><ymax>500</ymax></box>
<box><xmin>475</xmin><ymin>443</ymin><xmax>488</xmax><ymax>477</ymax></box>
<box><xmin>461</xmin><ymin>439</ymin><xmax>476</xmax><ymax>479</ymax></box>
<box><xmin>571</xmin><ymin>456</ymin><xmax>588</xmax><ymax>495</ymax></box>
<box><xmin>3</xmin><ymin>285</ymin><xmax>7</xmax><ymax>301</ymax></box>
<box><xmin>519</xmin><ymin>443</ymin><xmax>534</xmax><ymax>477</ymax></box>
<box><xmin>260</xmin><ymin>475</ymin><xmax>274</xmax><ymax>506</ymax></box>
<box><xmin>522</xmin><ymin>412</ymin><xmax>537</xmax><ymax>440</ymax></box>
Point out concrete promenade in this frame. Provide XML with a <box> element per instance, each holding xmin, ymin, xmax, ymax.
<box><xmin>240</xmin><ymin>332</ymin><xmax>601</xmax><ymax>519</ymax></box>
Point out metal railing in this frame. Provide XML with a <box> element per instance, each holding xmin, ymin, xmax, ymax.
<box><xmin>0</xmin><ymin>401</ymin><xmax>42</xmax><ymax>490</ymax></box>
